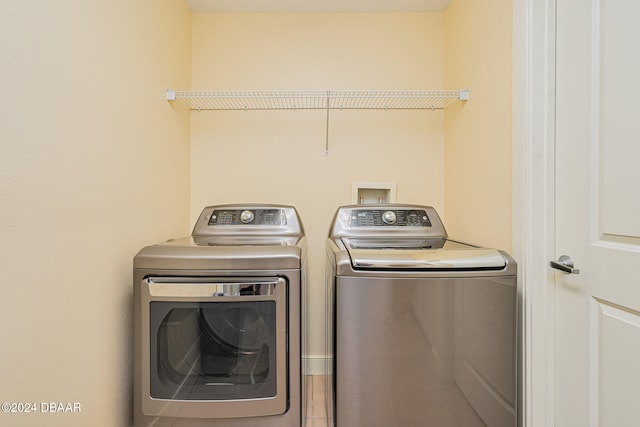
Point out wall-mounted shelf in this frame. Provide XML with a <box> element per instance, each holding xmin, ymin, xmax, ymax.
<box><xmin>166</xmin><ymin>89</ymin><xmax>469</xmax><ymax>111</ymax></box>
<box><xmin>167</xmin><ymin>88</ymin><xmax>469</xmax><ymax>155</ymax></box>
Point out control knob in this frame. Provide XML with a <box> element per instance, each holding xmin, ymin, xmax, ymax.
<box><xmin>240</xmin><ymin>210</ymin><xmax>255</xmax><ymax>224</ymax></box>
<box><xmin>382</xmin><ymin>210</ymin><xmax>397</xmax><ymax>225</ymax></box>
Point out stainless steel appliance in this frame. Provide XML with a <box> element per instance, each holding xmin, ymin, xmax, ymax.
<box><xmin>133</xmin><ymin>204</ymin><xmax>306</xmax><ymax>427</ymax></box>
<box><xmin>326</xmin><ymin>204</ymin><xmax>517</xmax><ymax>427</ymax></box>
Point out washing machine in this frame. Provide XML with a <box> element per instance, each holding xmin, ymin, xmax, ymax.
<box><xmin>326</xmin><ymin>204</ymin><xmax>517</xmax><ymax>427</ymax></box>
<box><xmin>133</xmin><ymin>204</ymin><xmax>306</xmax><ymax>427</ymax></box>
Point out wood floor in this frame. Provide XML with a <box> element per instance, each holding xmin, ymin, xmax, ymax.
<box><xmin>304</xmin><ymin>375</ymin><xmax>330</xmax><ymax>427</ymax></box>
<box><xmin>302</xmin><ymin>375</ymin><xmax>489</xmax><ymax>427</ymax></box>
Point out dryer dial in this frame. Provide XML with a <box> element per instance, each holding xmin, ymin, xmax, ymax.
<box><xmin>240</xmin><ymin>210</ymin><xmax>255</xmax><ymax>224</ymax></box>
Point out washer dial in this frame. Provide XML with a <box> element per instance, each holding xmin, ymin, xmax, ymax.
<box><xmin>382</xmin><ymin>210</ymin><xmax>397</xmax><ymax>225</ymax></box>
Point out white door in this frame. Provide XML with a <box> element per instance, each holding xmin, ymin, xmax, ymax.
<box><xmin>555</xmin><ymin>0</ymin><xmax>640</xmax><ymax>425</ymax></box>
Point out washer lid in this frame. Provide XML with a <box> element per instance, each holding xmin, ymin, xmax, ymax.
<box><xmin>343</xmin><ymin>238</ymin><xmax>507</xmax><ymax>270</ymax></box>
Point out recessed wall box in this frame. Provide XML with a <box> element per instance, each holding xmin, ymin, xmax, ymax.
<box><xmin>352</xmin><ymin>182</ymin><xmax>397</xmax><ymax>205</ymax></box>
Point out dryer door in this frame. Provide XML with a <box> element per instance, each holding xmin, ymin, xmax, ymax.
<box><xmin>140</xmin><ymin>277</ymin><xmax>288</xmax><ymax>419</ymax></box>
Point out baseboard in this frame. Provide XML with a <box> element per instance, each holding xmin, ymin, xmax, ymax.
<box><xmin>303</xmin><ymin>356</ymin><xmax>332</xmax><ymax>375</ymax></box>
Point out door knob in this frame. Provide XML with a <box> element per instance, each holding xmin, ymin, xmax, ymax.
<box><xmin>550</xmin><ymin>255</ymin><xmax>580</xmax><ymax>274</ymax></box>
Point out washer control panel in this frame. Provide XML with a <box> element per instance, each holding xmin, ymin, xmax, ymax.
<box><xmin>349</xmin><ymin>209</ymin><xmax>432</xmax><ymax>227</ymax></box>
<box><xmin>330</xmin><ymin>205</ymin><xmax>446</xmax><ymax>238</ymax></box>
<box><xmin>208</xmin><ymin>209</ymin><xmax>287</xmax><ymax>226</ymax></box>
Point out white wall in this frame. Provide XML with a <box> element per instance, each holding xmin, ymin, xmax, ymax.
<box><xmin>190</xmin><ymin>13</ymin><xmax>446</xmax><ymax>363</ymax></box>
<box><xmin>0</xmin><ymin>1</ymin><xmax>191</xmax><ymax>425</ymax></box>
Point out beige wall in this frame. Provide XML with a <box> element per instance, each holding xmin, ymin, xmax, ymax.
<box><xmin>0</xmin><ymin>1</ymin><xmax>191</xmax><ymax>425</ymax></box>
<box><xmin>444</xmin><ymin>0</ymin><xmax>513</xmax><ymax>252</ymax></box>
<box><xmin>190</xmin><ymin>13</ymin><xmax>446</xmax><ymax>363</ymax></box>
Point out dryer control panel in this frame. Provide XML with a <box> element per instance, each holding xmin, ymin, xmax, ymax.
<box><xmin>208</xmin><ymin>209</ymin><xmax>287</xmax><ymax>226</ymax></box>
<box><xmin>192</xmin><ymin>204</ymin><xmax>304</xmax><ymax>237</ymax></box>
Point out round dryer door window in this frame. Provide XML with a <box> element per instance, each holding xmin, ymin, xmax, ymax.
<box><xmin>150</xmin><ymin>301</ymin><xmax>277</xmax><ymax>401</ymax></box>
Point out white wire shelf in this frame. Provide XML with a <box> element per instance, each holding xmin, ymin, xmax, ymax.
<box><xmin>166</xmin><ymin>89</ymin><xmax>469</xmax><ymax>111</ymax></box>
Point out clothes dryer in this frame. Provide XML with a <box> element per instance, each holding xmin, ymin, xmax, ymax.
<box><xmin>326</xmin><ymin>204</ymin><xmax>517</xmax><ymax>427</ymax></box>
<box><xmin>133</xmin><ymin>204</ymin><xmax>306</xmax><ymax>427</ymax></box>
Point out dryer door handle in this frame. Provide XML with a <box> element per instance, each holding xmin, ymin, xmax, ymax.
<box><xmin>146</xmin><ymin>277</ymin><xmax>281</xmax><ymax>298</ymax></box>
